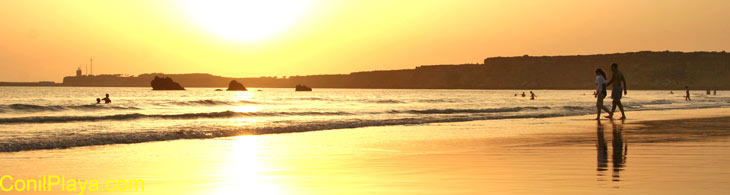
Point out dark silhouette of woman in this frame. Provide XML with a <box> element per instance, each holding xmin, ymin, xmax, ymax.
<box><xmin>595</xmin><ymin>68</ymin><xmax>611</xmax><ymax>120</ymax></box>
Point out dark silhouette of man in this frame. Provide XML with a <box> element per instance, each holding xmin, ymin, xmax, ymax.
<box><xmin>685</xmin><ymin>86</ymin><xmax>691</xmax><ymax>101</ymax></box>
<box><xmin>529</xmin><ymin>91</ymin><xmax>536</xmax><ymax>100</ymax></box>
<box><xmin>102</xmin><ymin>94</ymin><xmax>111</xmax><ymax>104</ymax></box>
<box><xmin>606</xmin><ymin>63</ymin><xmax>627</xmax><ymax>119</ymax></box>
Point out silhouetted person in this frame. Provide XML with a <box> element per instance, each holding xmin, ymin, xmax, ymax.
<box><xmin>685</xmin><ymin>86</ymin><xmax>691</xmax><ymax>101</ymax></box>
<box><xmin>669</xmin><ymin>91</ymin><xmax>674</xmax><ymax>94</ymax></box>
<box><xmin>102</xmin><ymin>94</ymin><xmax>111</xmax><ymax>104</ymax></box>
<box><xmin>96</xmin><ymin>98</ymin><xmax>101</xmax><ymax>104</ymax></box>
<box><xmin>606</xmin><ymin>63</ymin><xmax>627</xmax><ymax>119</ymax></box>
<box><xmin>595</xmin><ymin>68</ymin><xmax>611</xmax><ymax>120</ymax></box>
<box><xmin>521</xmin><ymin>92</ymin><xmax>526</xmax><ymax>97</ymax></box>
<box><xmin>714</xmin><ymin>89</ymin><xmax>717</xmax><ymax>96</ymax></box>
<box><xmin>529</xmin><ymin>91</ymin><xmax>536</xmax><ymax>100</ymax></box>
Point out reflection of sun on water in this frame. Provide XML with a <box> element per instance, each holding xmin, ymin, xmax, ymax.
<box><xmin>230</xmin><ymin>91</ymin><xmax>259</xmax><ymax>125</ymax></box>
<box><xmin>211</xmin><ymin>136</ymin><xmax>282</xmax><ymax>194</ymax></box>
<box><xmin>231</xmin><ymin>91</ymin><xmax>254</xmax><ymax>102</ymax></box>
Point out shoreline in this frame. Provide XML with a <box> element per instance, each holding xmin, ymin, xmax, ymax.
<box><xmin>2</xmin><ymin>106</ymin><xmax>728</xmax><ymax>153</ymax></box>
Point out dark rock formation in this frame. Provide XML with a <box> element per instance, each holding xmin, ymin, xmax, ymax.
<box><xmin>151</xmin><ymin>76</ymin><xmax>185</xmax><ymax>90</ymax></box>
<box><xmin>226</xmin><ymin>80</ymin><xmax>247</xmax><ymax>91</ymax></box>
<box><xmin>295</xmin><ymin>84</ymin><xmax>312</xmax><ymax>91</ymax></box>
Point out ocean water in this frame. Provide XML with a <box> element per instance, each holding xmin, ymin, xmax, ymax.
<box><xmin>0</xmin><ymin>87</ymin><xmax>727</xmax><ymax>152</ymax></box>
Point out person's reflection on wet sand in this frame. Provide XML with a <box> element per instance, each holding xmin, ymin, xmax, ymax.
<box><xmin>597</xmin><ymin>120</ymin><xmax>628</xmax><ymax>181</ymax></box>
<box><xmin>596</xmin><ymin>121</ymin><xmax>608</xmax><ymax>174</ymax></box>
<box><xmin>611</xmin><ymin>120</ymin><xmax>627</xmax><ymax>181</ymax></box>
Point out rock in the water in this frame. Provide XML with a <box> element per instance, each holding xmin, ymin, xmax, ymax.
<box><xmin>226</xmin><ymin>80</ymin><xmax>247</xmax><ymax>91</ymax></box>
<box><xmin>295</xmin><ymin>84</ymin><xmax>312</xmax><ymax>91</ymax></box>
<box><xmin>151</xmin><ymin>76</ymin><xmax>185</xmax><ymax>90</ymax></box>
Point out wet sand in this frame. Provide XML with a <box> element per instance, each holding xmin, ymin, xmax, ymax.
<box><xmin>1</xmin><ymin>108</ymin><xmax>729</xmax><ymax>194</ymax></box>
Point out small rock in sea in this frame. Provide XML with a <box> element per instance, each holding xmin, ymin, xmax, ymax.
<box><xmin>227</xmin><ymin>80</ymin><xmax>247</xmax><ymax>91</ymax></box>
<box><xmin>295</xmin><ymin>84</ymin><xmax>312</xmax><ymax>91</ymax></box>
<box><xmin>151</xmin><ymin>76</ymin><xmax>185</xmax><ymax>90</ymax></box>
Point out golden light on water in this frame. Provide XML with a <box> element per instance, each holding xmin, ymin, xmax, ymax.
<box><xmin>180</xmin><ymin>0</ymin><xmax>314</xmax><ymax>42</ymax></box>
<box><xmin>211</xmin><ymin>136</ymin><xmax>282</xmax><ymax>195</ymax></box>
<box><xmin>231</xmin><ymin>91</ymin><xmax>254</xmax><ymax>102</ymax></box>
<box><xmin>230</xmin><ymin>91</ymin><xmax>259</xmax><ymax>125</ymax></box>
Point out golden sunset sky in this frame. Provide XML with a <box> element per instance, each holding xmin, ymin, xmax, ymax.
<box><xmin>1</xmin><ymin>0</ymin><xmax>729</xmax><ymax>82</ymax></box>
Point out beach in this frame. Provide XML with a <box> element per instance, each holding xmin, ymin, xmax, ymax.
<box><xmin>3</xmin><ymin>0</ymin><xmax>730</xmax><ymax>194</ymax></box>
<box><xmin>2</xmin><ymin>107</ymin><xmax>729</xmax><ymax>194</ymax></box>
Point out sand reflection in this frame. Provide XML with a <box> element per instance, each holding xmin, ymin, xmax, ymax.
<box><xmin>209</xmin><ymin>136</ymin><xmax>282</xmax><ymax>195</ymax></box>
<box><xmin>597</xmin><ymin>120</ymin><xmax>628</xmax><ymax>182</ymax></box>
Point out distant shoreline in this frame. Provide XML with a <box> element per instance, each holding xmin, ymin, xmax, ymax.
<box><xmin>0</xmin><ymin>82</ymin><xmax>61</xmax><ymax>87</ymax></box>
<box><xmin>5</xmin><ymin>51</ymin><xmax>729</xmax><ymax>90</ymax></box>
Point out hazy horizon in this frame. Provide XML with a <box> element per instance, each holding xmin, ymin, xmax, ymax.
<box><xmin>2</xmin><ymin>0</ymin><xmax>730</xmax><ymax>82</ymax></box>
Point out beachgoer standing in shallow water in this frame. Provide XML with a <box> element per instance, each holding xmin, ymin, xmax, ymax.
<box><xmin>529</xmin><ymin>91</ymin><xmax>536</xmax><ymax>100</ymax></box>
<box><xmin>595</xmin><ymin>68</ymin><xmax>611</xmax><ymax>120</ymax></box>
<box><xmin>606</xmin><ymin>63</ymin><xmax>627</xmax><ymax>119</ymax></box>
<box><xmin>685</xmin><ymin>86</ymin><xmax>691</xmax><ymax>101</ymax></box>
<box><xmin>102</xmin><ymin>94</ymin><xmax>111</xmax><ymax>104</ymax></box>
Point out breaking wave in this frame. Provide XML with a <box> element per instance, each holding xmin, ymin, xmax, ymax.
<box><xmin>0</xmin><ymin>104</ymin><xmax>140</xmax><ymax>113</ymax></box>
<box><xmin>0</xmin><ymin>110</ymin><xmax>352</xmax><ymax>124</ymax></box>
<box><xmin>0</xmin><ymin>112</ymin><xmax>570</xmax><ymax>152</ymax></box>
<box><xmin>391</xmin><ymin>106</ymin><xmax>549</xmax><ymax>114</ymax></box>
<box><xmin>172</xmin><ymin>99</ymin><xmax>259</xmax><ymax>106</ymax></box>
<box><xmin>366</xmin><ymin>99</ymin><xmax>405</xmax><ymax>104</ymax></box>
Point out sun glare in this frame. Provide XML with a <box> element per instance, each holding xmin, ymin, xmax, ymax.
<box><xmin>181</xmin><ymin>0</ymin><xmax>313</xmax><ymax>42</ymax></box>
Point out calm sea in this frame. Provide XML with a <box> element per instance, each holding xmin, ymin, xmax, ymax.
<box><xmin>0</xmin><ymin>87</ymin><xmax>727</xmax><ymax>152</ymax></box>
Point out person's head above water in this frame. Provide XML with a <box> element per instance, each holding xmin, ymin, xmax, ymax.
<box><xmin>96</xmin><ymin>98</ymin><xmax>100</xmax><ymax>103</ymax></box>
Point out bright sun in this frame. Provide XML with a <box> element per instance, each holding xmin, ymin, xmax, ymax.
<box><xmin>182</xmin><ymin>0</ymin><xmax>313</xmax><ymax>42</ymax></box>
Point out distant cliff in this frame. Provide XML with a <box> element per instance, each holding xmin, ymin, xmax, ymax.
<box><xmin>62</xmin><ymin>51</ymin><xmax>730</xmax><ymax>90</ymax></box>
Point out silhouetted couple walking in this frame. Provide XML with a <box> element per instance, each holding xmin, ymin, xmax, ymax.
<box><xmin>595</xmin><ymin>63</ymin><xmax>627</xmax><ymax>120</ymax></box>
